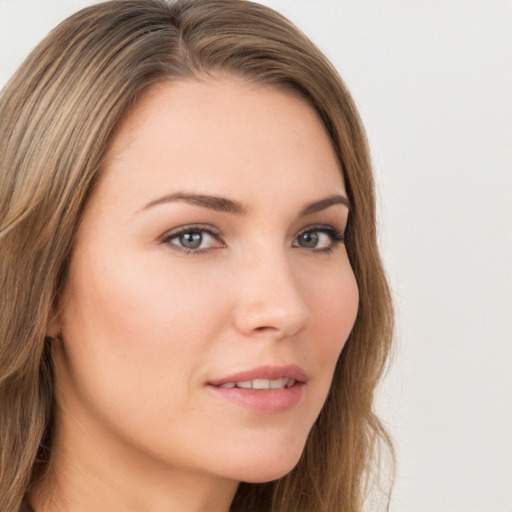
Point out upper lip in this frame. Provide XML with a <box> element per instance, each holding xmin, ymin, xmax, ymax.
<box><xmin>208</xmin><ymin>365</ymin><xmax>308</xmax><ymax>386</ymax></box>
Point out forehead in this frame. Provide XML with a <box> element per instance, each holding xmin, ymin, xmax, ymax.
<box><xmin>100</xmin><ymin>77</ymin><xmax>345</xmax><ymax>210</ymax></box>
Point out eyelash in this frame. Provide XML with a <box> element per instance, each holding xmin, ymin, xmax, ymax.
<box><xmin>294</xmin><ymin>225</ymin><xmax>346</xmax><ymax>254</ymax></box>
<box><xmin>159</xmin><ymin>223</ymin><xmax>346</xmax><ymax>255</ymax></box>
<box><xmin>159</xmin><ymin>224</ymin><xmax>224</xmax><ymax>255</ymax></box>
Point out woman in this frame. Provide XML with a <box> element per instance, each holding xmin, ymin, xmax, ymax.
<box><xmin>0</xmin><ymin>1</ymin><xmax>394</xmax><ymax>511</ymax></box>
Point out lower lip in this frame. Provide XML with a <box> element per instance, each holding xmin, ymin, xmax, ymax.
<box><xmin>207</xmin><ymin>383</ymin><xmax>305</xmax><ymax>414</ymax></box>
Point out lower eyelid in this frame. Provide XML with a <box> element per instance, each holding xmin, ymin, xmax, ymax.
<box><xmin>160</xmin><ymin>225</ymin><xmax>221</xmax><ymax>242</ymax></box>
<box><xmin>158</xmin><ymin>226</ymin><xmax>228</xmax><ymax>256</ymax></box>
<box><xmin>291</xmin><ymin>229</ymin><xmax>345</xmax><ymax>252</ymax></box>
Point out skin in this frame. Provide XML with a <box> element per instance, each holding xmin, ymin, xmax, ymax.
<box><xmin>36</xmin><ymin>77</ymin><xmax>359</xmax><ymax>512</ymax></box>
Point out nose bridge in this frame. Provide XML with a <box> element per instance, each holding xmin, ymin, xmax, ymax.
<box><xmin>232</xmin><ymin>240</ymin><xmax>310</xmax><ymax>338</ymax></box>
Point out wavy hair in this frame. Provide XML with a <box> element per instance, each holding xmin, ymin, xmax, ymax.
<box><xmin>0</xmin><ymin>1</ymin><xmax>394</xmax><ymax>511</ymax></box>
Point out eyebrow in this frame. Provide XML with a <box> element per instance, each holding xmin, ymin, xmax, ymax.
<box><xmin>140</xmin><ymin>192</ymin><xmax>247</xmax><ymax>215</ymax></box>
<box><xmin>139</xmin><ymin>192</ymin><xmax>349</xmax><ymax>215</ymax></box>
<box><xmin>299</xmin><ymin>194</ymin><xmax>350</xmax><ymax>216</ymax></box>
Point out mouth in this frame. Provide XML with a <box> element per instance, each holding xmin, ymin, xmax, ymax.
<box><xmin>208</xmin><ymin>364</ymin><xmax>307</xmax><ymax>388</ymax></box>
<box><xmin>207</xmin><ymin>365</ymin><xmax>307</xmax><ymax>414</ymax></box>
<box><xmin>216</xmin><ymin>377</ymin><xmax>298</xmax><ymax>390</ymax></box>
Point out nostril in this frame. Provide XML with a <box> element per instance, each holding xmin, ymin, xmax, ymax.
<box><xmin>254</xmin><ymin>326</ymin><xmax>272</xmax><ymax>332</ymax></box>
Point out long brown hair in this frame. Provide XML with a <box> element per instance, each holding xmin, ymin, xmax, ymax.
<box><xmin>0</xmin><ymin>1</ymin><xmax>394</xmax><ymax>511</ymax></box>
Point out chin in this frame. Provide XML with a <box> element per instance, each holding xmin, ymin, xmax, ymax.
<box><xmin>218</xmin><ymin>442</ymin><xmax>306</xmax><ymax>484</ymax></box>
<box><xmin>239</xmin><ymin>466</ymin><xmax>299</xmax><ymax>484</ymax></box>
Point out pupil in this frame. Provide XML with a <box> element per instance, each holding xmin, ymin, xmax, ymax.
<box><xmin>180</xmin><ymin>231</ymin><xmax>202</xmax><ymax>249</ymax></box>
<box><xmin>300</xmin><ymin>231</ymin><xmax>318</xmax><ymax>248</ymax></box>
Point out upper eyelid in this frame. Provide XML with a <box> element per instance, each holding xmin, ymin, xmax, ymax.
<box><xmin>159</xmin><ymin>225</ymin><xmax>226</xmax><ymax>254</ymax></box>
<box><xmin>295</xmin><ymin>223</ymin><xmax>344</xmax><ymax>236</ymax></box>
<box><xmin>296</xmin><ymin>223</ymin><xmax>339</xmax><ymax>231</ymax></box>
<box><xmin>293</xmin><ymin>224</ymin><xmax>346</xmax><ymax>247</ymax></box>
<box><xmin>160</xmin><ymin>223</ymin><xmax>223</xmax><ymax>241</ymax></box>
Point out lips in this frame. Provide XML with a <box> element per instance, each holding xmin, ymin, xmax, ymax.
<box><xmin>208</xmin><ymin>364</ymin><xmax>307</xmax><ymax>388</ymax></box>
<box><xmin>207</xmin><ymin>365</ymin><xmax>307</xmax><ymax>414</ymax></box>
<box><xmin>217</xmin><ymin>377</ymin><xmax>297</xmax><ymax>390</ymax></box>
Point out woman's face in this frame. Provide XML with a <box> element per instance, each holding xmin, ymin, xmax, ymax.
<box><xmin>54</xmin><ymin>78</ymin><xmax>358</xmax><ymax>488</ymax></box>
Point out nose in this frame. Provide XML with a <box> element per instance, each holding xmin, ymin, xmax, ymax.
<box><xmin>231</xmin><ymin>250</ymin><xmax>311</xmax><ymax>339</ymax></box>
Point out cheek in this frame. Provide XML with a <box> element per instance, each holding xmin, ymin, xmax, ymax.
<box><xmin>64</xmin><ymin>248</ymin><xmax>223</xmax><ymax>347</ymax></box>
<box><xmin>56</xmin><ymin>250</ymin><xmax>236</xmax><ymax>462</ymax></box>
<box><xmin>304</xmin><ymin>263</ymin><xmax>359</xmax><ymax>381</ymax></box>
<box><xmin>59</xmin><ymin>249</ymin><xmax>229</xmax><ymax>413</ymax></box>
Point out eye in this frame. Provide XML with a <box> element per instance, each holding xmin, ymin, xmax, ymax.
<box><xmin>293</xmin><ymin>225</ymin><xmax>345</xmax><ymax>251</ymax></box>
<box><xmin>160</xmin><ymin>225</ymin><xmax>225</xmax><ymax>253</ymax></box>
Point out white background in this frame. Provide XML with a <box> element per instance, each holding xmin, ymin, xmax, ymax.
<box><xmin>1</xmin><ymin>1</ymin><xmax>511</xmax><ymax>511</ymax></box>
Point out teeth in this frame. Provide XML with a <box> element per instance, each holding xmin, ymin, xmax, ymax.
<box><xmin>252</xmin><ymin>379</ymin><xmax>270</xmax><ymax>389</ymax></box>
<box><xmin>270</xmin><ymin>378</ymin><xmax>284</xmax><ymax>389</ymax></box>
<box><xmin>218</xmin><ymin>378</ymin><xmax>297</xmax><ymax>389</ymax></box>
<box><xmin>219</xmin><ymin>382</ymin><xmax>235</xmax><ymax>388</ymax></box>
